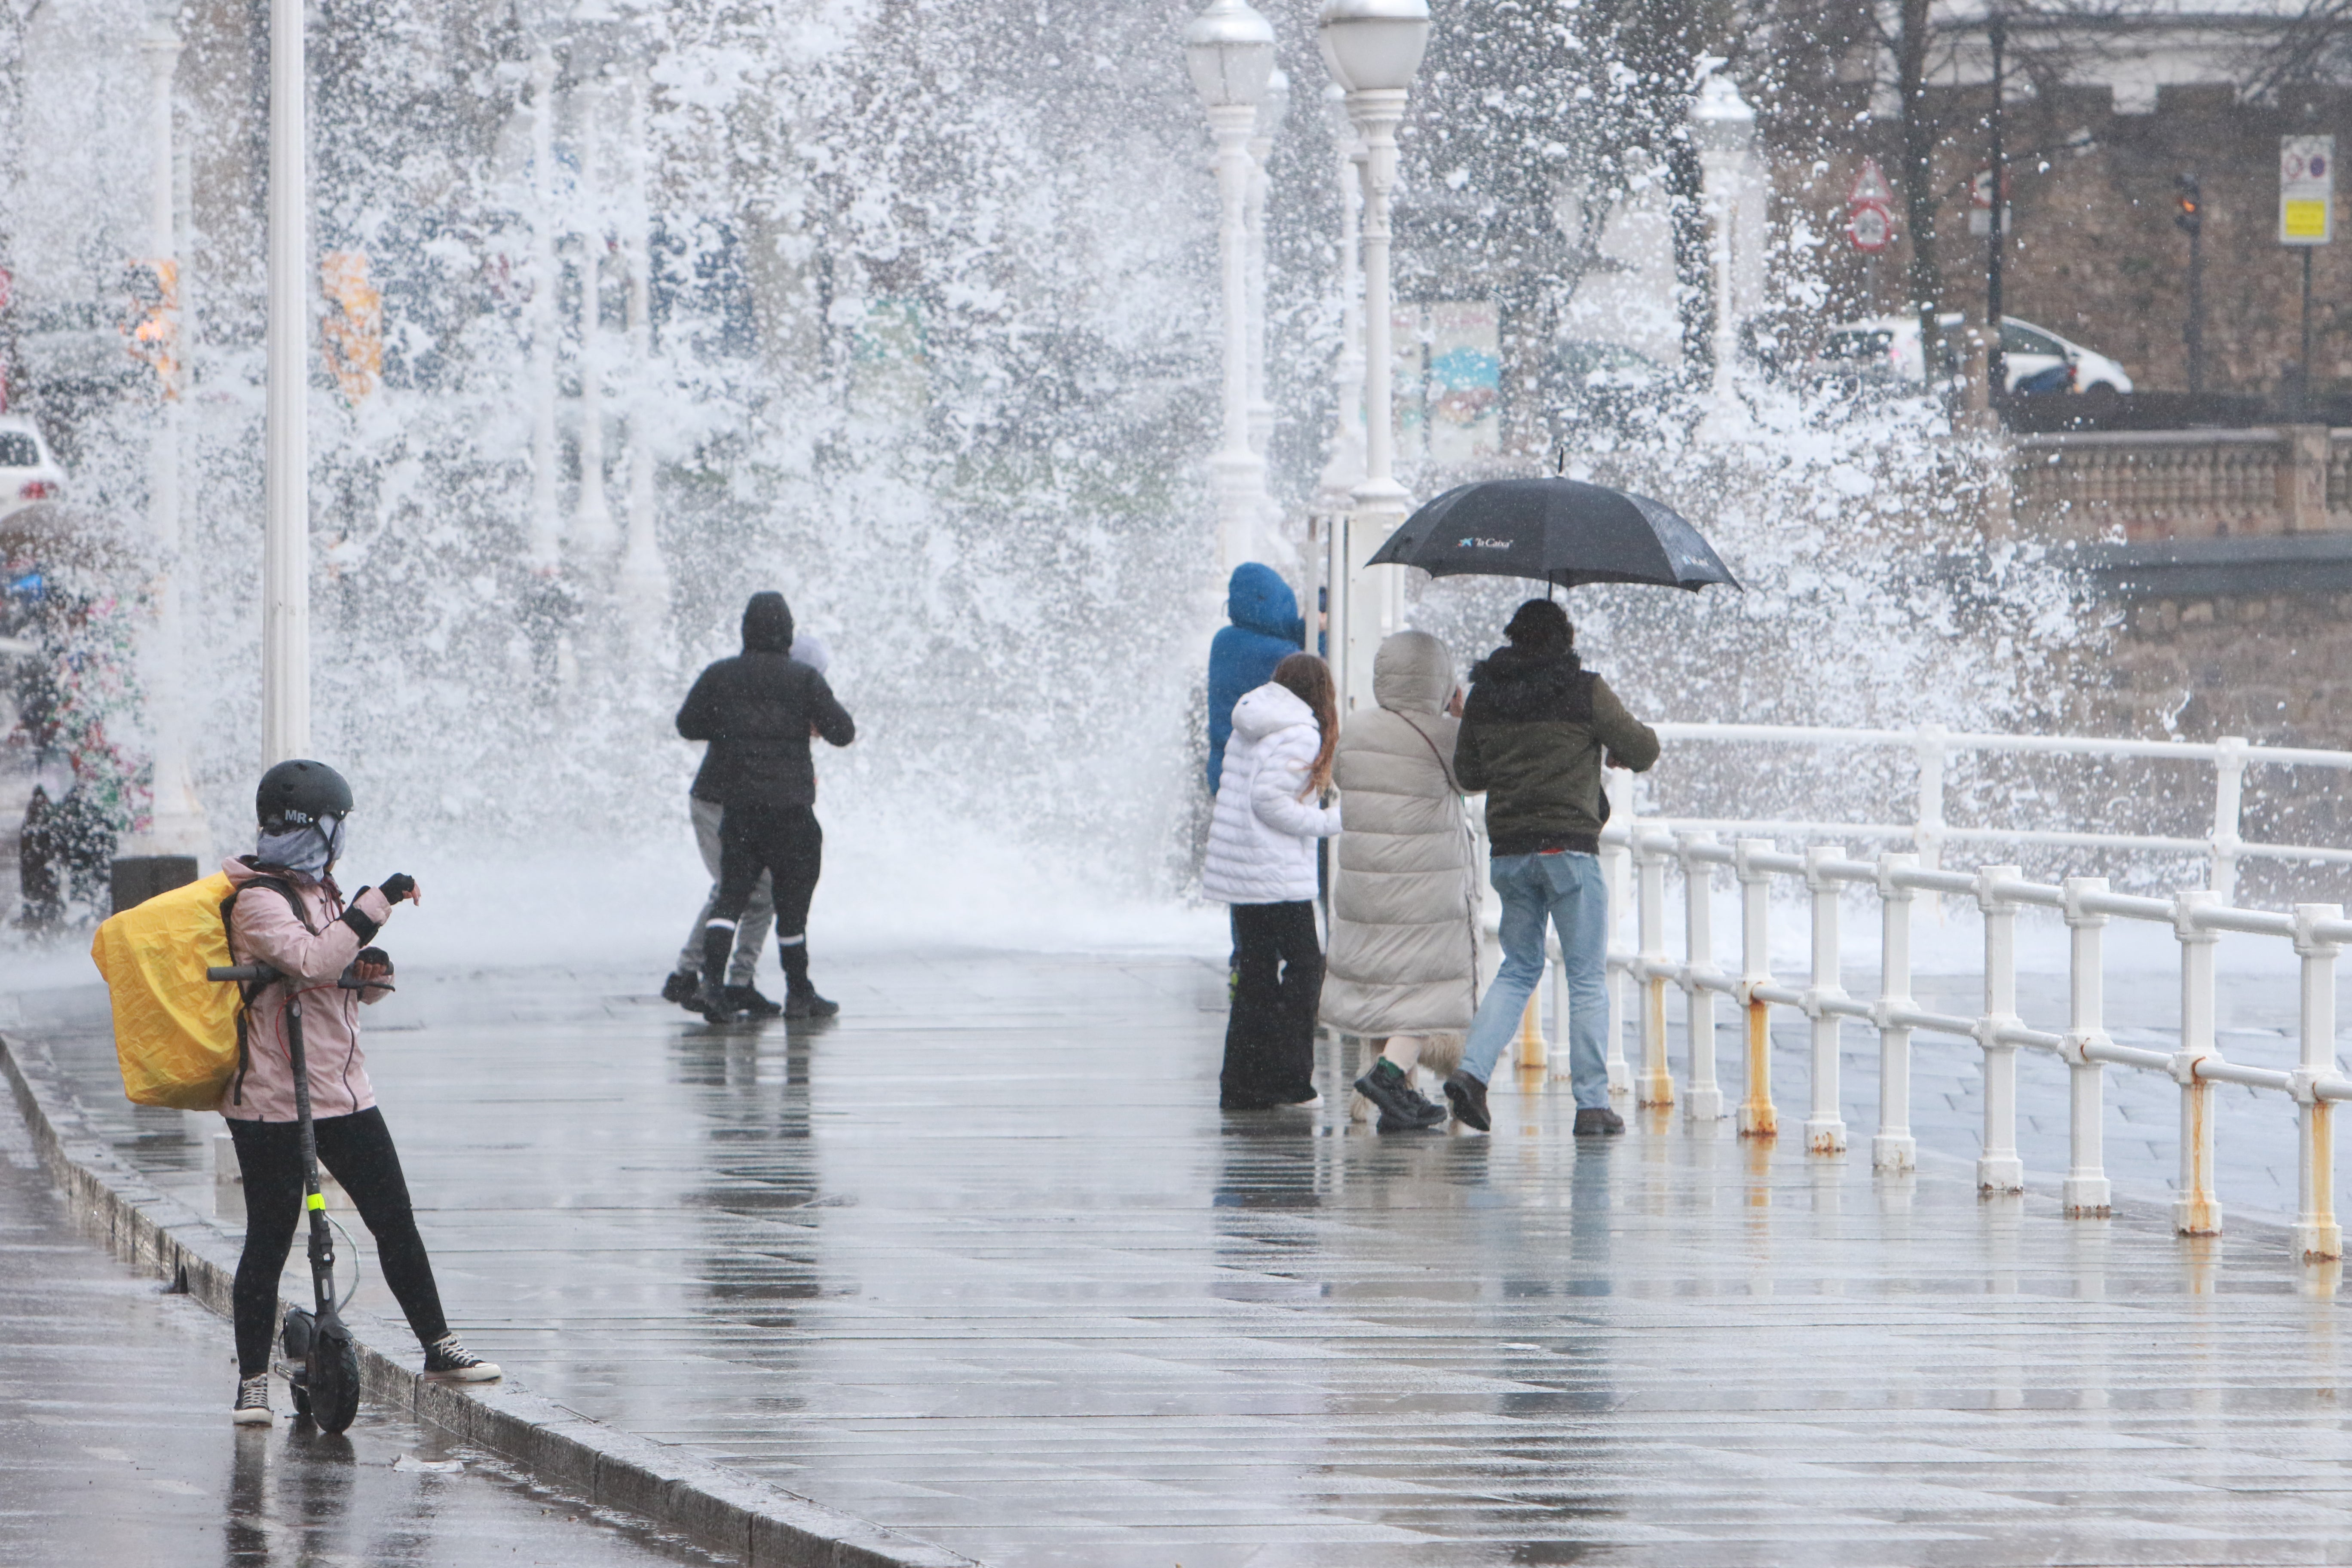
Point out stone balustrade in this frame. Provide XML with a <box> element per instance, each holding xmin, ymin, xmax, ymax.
<box><xmin>2013</xmin><ymin>426</ymin><xmax>2347</xmax><ymax>540</ymax></box>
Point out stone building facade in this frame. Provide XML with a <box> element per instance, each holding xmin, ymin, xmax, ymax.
<box><xmin>1779</xmin><ymin>15</ymin><xmax>2352</xmax><ymax>398</ymax></box>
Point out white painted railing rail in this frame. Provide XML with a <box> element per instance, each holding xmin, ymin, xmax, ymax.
<box><xmin>1641</xmin><ymin>722</ymin><xmax>2352</xmax><ymax>897</ymax></box>
<box><xmin>1564</xmin><ymin>724</ymin><xmax>2352</xmax><ymax>1263</ymax></box>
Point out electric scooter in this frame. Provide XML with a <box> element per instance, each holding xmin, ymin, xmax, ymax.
<box><xmin>206</xmin><ymin>960</ymin><xmax>377</xmax><ymax>1433</ymax></box>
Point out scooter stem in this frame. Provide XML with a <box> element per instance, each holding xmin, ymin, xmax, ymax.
<box><xmin>284</xmin><ymin>996</ymin><xmax>337</xmax><ymax>1321</ymax></box>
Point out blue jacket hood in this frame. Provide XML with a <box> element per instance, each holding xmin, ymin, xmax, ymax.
<box><xmin>1226</xmin><ymin>564</ymin><xmax>1301</xmax><ymax>642</ymax></box>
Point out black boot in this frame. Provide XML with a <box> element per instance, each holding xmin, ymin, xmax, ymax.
<box><xmin>778</xmin><ymin>938</ymin><xmax>838</xmax><ymax>1020</ymax></box>
<box><xmin>695</xmin><ymin>926</ymin><xmax>741</xmax><ymax>1020</ymax></box>
<box><xmin>1353</xmin><ymin>1057</ymin><xmax>1444</xmax><ymax>1131</ymax></box>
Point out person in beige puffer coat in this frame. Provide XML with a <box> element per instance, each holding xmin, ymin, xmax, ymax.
<box><xmin>1320</xmin><ymin>631</ymin><xmax>1481</xmax><ymax>1131</ymax></box>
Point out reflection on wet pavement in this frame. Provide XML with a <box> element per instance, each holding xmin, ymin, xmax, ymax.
<box><xmin>0</xmin><ymin>1065</ymin><xmax>724</xmax><ymax>1568</ymax></box>
<box><xmin>20</xmin><ymin>949</ymin><xmax>2352</xmax><ymax>1565</ymax></box>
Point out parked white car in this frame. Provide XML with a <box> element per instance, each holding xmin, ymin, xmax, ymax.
<box><xmin>1810</xmin><ymin>313</ymin><xmax>2133</xmax><ymax>396</ymax></box>
<box><xmin>0</xmin><ymin>416</ymin><xmax>65</xmax><ymax>521</ymax></box>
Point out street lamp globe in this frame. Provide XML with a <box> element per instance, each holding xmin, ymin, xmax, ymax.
<box><xmin>1692</xmin><ymin>71</ymin><xmax>1756</xmax><ymax>158</ymax></box>
<box><xmin>1184</xmin><ymin>0</ymin><xmax>1277</xmax><ymax>110</ymax></box>
<box><xmin>1316</xmin><ymin>0</ymin><xmax>1430</xmax><ymax>94</ymax></box>
<box><xmin>1256</xmin><ymin>62</ymin><xmax>1291</xmax><ymax>141</ymax></box>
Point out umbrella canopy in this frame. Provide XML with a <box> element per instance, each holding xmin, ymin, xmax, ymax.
<box><xmin>1367</xmin><ymin>478</ymin><xmax>1740</xmax><ymax>592</ymax></box>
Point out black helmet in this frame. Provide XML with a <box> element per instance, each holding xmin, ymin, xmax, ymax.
<box><xmin>255</xmin><ymin>760</ymin><xmax>354</xmax><ymax>829</ymax></box>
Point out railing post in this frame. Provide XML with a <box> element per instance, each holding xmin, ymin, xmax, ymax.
<box><xmin>1601</xmin><ymin>770</ymin><xmax>1634</xmax><ymax>1098</ymax></box>
<box><xmin>1974</xmin><ymin>864</ymin><xmax>2025</xmax><ymax>1193</ymax></box>
<box><xmin>1513</xmin><ymin>984</ymin><xmax>1547</xmax><ymax>1070</ymax></box>
<box><xmin>1549</xmin><ymin>929</ymin><xmax>1570</xmax><ymax>1081</ymax></box>
<box><xmin>1734</xmin><ymin>836</ymin><xmax>1776</xmax><ymax>1139</ymax></box>
<box><xmin>1913</xmin><ymin>724</ymin><xmax>1948</xmax><ymax>876</ymax></box>
<box><xmin>1680</xmin><ymin>832</ymin><xmax>1723</xmax><ymax>1121</ymax></box>
<box><xmin>1802</xmin><ymin>844</ymin><xmax>1848</xmax><ymax>1155</ymax></box>
<box><xmin>1871</xmin><ymin>852</ymin><xmax>1917</xmax><ymax>1172</ymax></box>
<box><xmin>1636</xmin><ymin>833</ymin><xmax>1674</xmax><ymax>1109</ymax></box>
<box><xmin>2293</xmin><ymin>903</ymin><xmax>2343</xmax><ymax>1261</ymax></box>
<box><xmin>2211</xmin><ymin>736</ymin><xmax>2246</xmax><ymax>906</ymax></box>
<box><xmin>2060</xmin><ymin>876</ymin><xmax>2112</xmax><ymax>1218</ymax></box>
<box><xmin>2171</xmin><ymin>889</ymin><xmax>2224</xmax><ymax>1237</ymax></box>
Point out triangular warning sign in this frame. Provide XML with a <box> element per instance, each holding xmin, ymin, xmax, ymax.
<box><xmin>1848</xmin><ymin>157</ymin><xmax>1893</xmax><ymax>208</ymax></box>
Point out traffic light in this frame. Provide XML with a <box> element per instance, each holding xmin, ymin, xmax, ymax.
<box><xmin>2175</xmin><ymin>174</ymin><xmax>2203</xmax><ymax>234</ymax></box>
<box><xmin>319</xmin><ymin>251</ymin><xmax>381</xmax><ymax>404</ymax></box>
<box><xmin>122</xmin><ymin>259</ymin><xmax>179</xmax><ymax>397</ymax></box>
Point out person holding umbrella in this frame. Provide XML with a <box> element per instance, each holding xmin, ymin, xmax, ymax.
<box><xmin>1363</xmin><ymin>473</ymin><xmax>1733</xmax><ymax>1133</ymax></box>
<box><xmin>1443</xmin><ymin>599</ymin><xmax>1657</xmax><ymax>1135</ymax></box>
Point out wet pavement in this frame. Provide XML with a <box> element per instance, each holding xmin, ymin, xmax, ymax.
<box><xmin>15</xmin><ymin>946</ymin><xmax>2352</xmax><ymax>1565</ymax></box>
<box><xmin>0</xmin><ymin>1060</ymin><xmax>726</xmax><ymax>1567</ymax></box>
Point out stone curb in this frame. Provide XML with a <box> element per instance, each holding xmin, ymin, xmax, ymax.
<box><xmin>0</xmin><ymin>1030</ymin><xmax>977</xmax><ymax>1568</ymax></box>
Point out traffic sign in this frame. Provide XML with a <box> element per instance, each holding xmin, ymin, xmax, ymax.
<box><xmin>1969</xmin><ymin>168</ymin><xmax>2012</xmax><ymax>235</ymax></box>
<box><xmin>1847</xmin><ymin>158</ymin><xmax>1893</xmax><ymax>210</ymax></box>
<box><xmin>2281</xmin><ymin>135</ymin><xmax>2334</xmax><ymax>245</ymax></box>
<box><xmin>1847</xmin><ymin>202</ymin><xmax>1892</xmax><ymax>252</ymax></box>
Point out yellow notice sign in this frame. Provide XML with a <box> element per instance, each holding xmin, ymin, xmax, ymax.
<box><xmin>2282</xmin><ymin>136</ymin><xmax>2335</xmax><ymax>245</ymax></box>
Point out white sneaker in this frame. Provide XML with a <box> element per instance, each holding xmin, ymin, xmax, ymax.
<box><xmin>231</xmin><ymin>1373</ymin><xmax>273</xmax><ymax>1425</ymax></box>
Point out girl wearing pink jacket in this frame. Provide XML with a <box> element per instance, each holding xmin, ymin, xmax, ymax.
<box><xmin>222</xmin><ymin>760</ymin><xmax>500</xmax><ymax>1425</ymax></box>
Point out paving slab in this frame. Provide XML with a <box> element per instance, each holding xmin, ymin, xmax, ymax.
<box><xmin>11</xmin><ymin>946</ymin><xmax>2352</xmax><ymax>1565</ymax></box>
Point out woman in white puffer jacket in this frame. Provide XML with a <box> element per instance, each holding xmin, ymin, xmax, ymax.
<box><xmin>1202</xmin><ymin>653</ymin><xmax>1341</xmax><ymax>1109</ymax></box>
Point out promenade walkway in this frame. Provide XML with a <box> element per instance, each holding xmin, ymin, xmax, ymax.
<box><xmin>0</xmin><ymin>1038</ymin><xmax>725</xmax><ymax>1568</ymax></box>
<box><xmin>13</xmin><ymin>944</ymin><xmax>2352</xmax><ymax>1566</ymax></box>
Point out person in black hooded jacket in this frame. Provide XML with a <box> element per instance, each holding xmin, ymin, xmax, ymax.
<box><xmin>1442</xmin><ymin>599</ymin><xmax>1657</xmax><ymax>1136</ymax></box>
<box><xmin>676</xmin><ymin>592</ymin><xmax>856</xmax><ymax>1020</ymax></box>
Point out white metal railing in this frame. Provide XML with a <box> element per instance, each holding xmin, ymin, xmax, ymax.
<box><xmin>1637</xmin><ymin>722</ymin><xmax>2352</xmax><ymax>898</ymax></box>
<box><xmin>1558</xmin><ymin>725</ymin><xmax>2352</xmax><ymax>1262</ymax></box>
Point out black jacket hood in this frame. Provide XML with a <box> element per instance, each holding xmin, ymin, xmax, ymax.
<box><xmin>741</xmin><ymin>592</ymin><xmax>794</xmax><ymax>654</ymax></box>
<box><xmin>1465</xmin><ymin>645</ymin><xmax>1586</xmax><ymax>722</ymax></box>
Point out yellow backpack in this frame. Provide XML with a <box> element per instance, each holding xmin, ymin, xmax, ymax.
<box><xmin>89</xmin><ymin>871</ymin><xmax>262</xmax><ymax>1110</ymax></box>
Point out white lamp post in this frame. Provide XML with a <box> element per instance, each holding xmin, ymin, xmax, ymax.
<box><xmin>1315</xmin><ymin>82</ymin><xmax>1367</xmax><ymax>511</ymax></box>
<box><xmin>525</xmin><ymin>45</ymin><xmax>561</xmax><ymax>572</ymax></box>
<box><xmin>135</xmin><ymin>4</ymin><xmax>210</xmax><ymax>853</ymax></box>
<box><xmin>572</xmin><ymin>63</ymin><xmax>616</xmax><ymax>561</ymax></box>
<box><xmin>1184</xmin><ymin>0</ymin><xmax>1277</xmax><ymax>578</ymax></box>
<box><xmin>1245</xmin><ymin>67</ymin><xmax>1287</xmax><ymax>468</ymax></box>
<box><xmin>1694</xmin><ymin>72</ymin><xmax>1756</xmax><ymax>437</ymax></box>
<box><xmin>618</xmin><ymin>65</ymin><xmax>670</xmax><ymax>658</ymax></box>
<box><xmin>1319</xmin><ymin>0</ymin><xmax>1429</xmax><ymax>716</ymax></box>
<box><xmin>262</xmin><ymin>0</ymin><xmax>309</xmax><ymax>762</ymax></box>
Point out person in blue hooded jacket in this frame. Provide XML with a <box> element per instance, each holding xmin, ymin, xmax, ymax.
<box><xmin>1207</xmin><ymin>564</ymin><xmax>1305</xmax><ymax>793</ymax></box>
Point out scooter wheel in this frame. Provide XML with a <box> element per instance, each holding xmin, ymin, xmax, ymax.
<box><xmin>308</xmin><ymin>1321</ymin><xmax>361</xmax><ymax>1434</ymax></box>
<box><xmin>281</xmin><ymin>1308</ymin><xmax>316</xmax><ymax>1421</ymax></box>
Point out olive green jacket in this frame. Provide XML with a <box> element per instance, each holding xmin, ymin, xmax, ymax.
<box><xmin>1452</xmin><ymin>646</ymin><xmax>1659</xmax><ymax>855</ymax></box>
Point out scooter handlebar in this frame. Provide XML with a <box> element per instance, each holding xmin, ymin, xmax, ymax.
<box><xmin>206</xmin><ymin>963</ymin><xmax>386</xmax><ymax>991</ymax></box>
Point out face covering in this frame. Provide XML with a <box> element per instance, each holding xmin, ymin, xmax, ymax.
<box><xmin>255</xmin><ymin>815</ymin><xmax>345</xmax><ymax>877</ymax></box>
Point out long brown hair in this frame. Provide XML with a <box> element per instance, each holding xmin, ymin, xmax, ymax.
<box><xmin>1271</xmin><ymin>652</ymin><xmax>1338</xmax><ymax>799</ymax></box>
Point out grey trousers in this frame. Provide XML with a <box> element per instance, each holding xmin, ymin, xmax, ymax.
<box><xmin>676</xmin><ymin>796</ymin><xmax>774</xmax><ymax>985</ymax></box>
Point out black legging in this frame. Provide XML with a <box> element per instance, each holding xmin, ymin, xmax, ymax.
<box><xmin>706</xmin><ymin>803</ymin><xmax>824</xmax><ymax>985</ymax></box>
<box><xmin>228</xmin><ymin>1107</ymin><xmax>448</xmax><ymax>1377</ymax></box>
<box><xmin>1221</xmin><ymin>900</ymin><xmax>1323</xmax><ymax>1107</ymax></box>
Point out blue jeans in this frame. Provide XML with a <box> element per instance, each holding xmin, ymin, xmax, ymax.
<box><xmin>1460</xmin><ymin>851</ymin><xmax>1611</xmax><ymax>1108</ymax></box>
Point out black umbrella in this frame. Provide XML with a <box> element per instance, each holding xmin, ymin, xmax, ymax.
<box><xmin>1367</xmin><ymin>478</ymin><xmax>1740</xmax><ymax>592</ymax></box>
